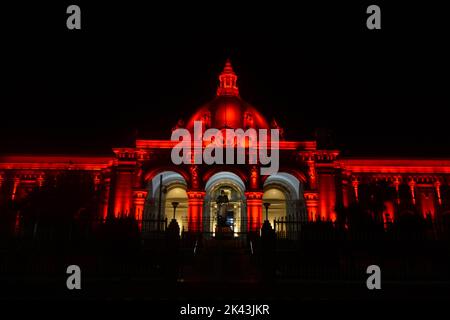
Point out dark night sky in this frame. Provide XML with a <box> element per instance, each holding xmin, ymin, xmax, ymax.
<box><xmin>2</xmin><ymin>1</ymin><xmax>449</xmax><ymax>157</ymax></box>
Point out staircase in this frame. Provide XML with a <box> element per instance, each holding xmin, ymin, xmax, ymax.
<box><xmin>181</xmin><ymin>237</ymin><xmax>260</xmax><ymax>284</ymax></box>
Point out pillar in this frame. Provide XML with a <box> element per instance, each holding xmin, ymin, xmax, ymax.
<box><xmin>36</xmin><ymin>174</ymin><xmax>45</xmax><ymax>188</ymax></box>
<box><xmin>307</xmin><ymin>160</ymin><xmax>317</xmax><ymax>189</ymax></box>
<box><xmin>304</xmin><ymin>191</ymin><xmax>319</xmax><ymax>221</ymax></box>
<box><xmin>393</xmin><ymin>178</ymin><xmax>401</xmax><ymax>205</ymax></box>
<box><xmin>245</xmin><ymin>191</ymin><xmax>263</xmax><ymax>232</ymax></box>
<box><xmin>409</xmin><ymin>180</ymin><xmax>416</xmax><ymax>205</ymax></box>
<box><xmin>318</xmin><ymin>172</ymin><xmax>337</xmax><ymax>221</ymax></box>
<box><xmin>93</xmin><ymin>173</ymin><xmax>101</xmax><ymax>191</ymax></box>
<box><xmin>435</xmin><ymin>181</ymin><xmax>442</xmax><ymax>206</ymax></box>
<box><xmin>133</xmin><ymin>189</ymin><xmax>148</xmax><ymax>230</ymax></box>
<box><xmin>342</xmin><ymin>178</ymin><xmax>350</xmax><ymax>208</ymax></box>
<box><xmin>112</xmin><ymin>169</ymin><xmax>134</xmax><ymax>217</ymax></box>
<box><xmin>352</xmin><ymin>178</ymin><xmax>359</xmax><ymax>203</ymax></box>
<box><xmin>11</xmin><ymin>176</ymin><xmax>20</xmax><ymax>201</ymax></box>
<box><xmin>187</xmin><ymin>191</ymin><xmax>205</xmax><ymax>232</ymax></box>
<box><xmin>99</xmin><ymin>175</ymin><xmax>111</xmax><ymax>220</ymax></box>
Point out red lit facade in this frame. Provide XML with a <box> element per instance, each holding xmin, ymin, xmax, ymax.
<box><xmin>1</xmin><ymin>61</ymin><xmax>450</xmax><ymax>231</ymax></box>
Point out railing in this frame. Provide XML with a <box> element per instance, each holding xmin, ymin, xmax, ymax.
<box><xmin>5</xmin><ymin>212</ymin><xmax>450</xmax><ymax>244</ymax></box>
<box><xmin>273</xmin><ymin>218</ymin><xmax>450</xmax><ymax>241</ymax></box>
<box><xmin>2</xmin><ymin>215</ymin><xmax>450</xmax><ymax>289</ymax></box>
<box><xmin>3</xmin><ymin>217</ymin><xmax>169</xmax><ymax>244</ymax></box>
<box><xmin>176</xmin><ymin>217</ymin><xmax>261</xmax><ymax>235</ymax></box>
<box><xmin>140</xmin><ymin>218</ymin><xmax>168</xmax><ymax>232</ymax></box>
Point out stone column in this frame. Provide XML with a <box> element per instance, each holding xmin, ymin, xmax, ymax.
<box><xmin>393</xmin><ymin>177</ymin><xmax>401</xmax><ymax>205</ymax></box>
<box><xmin>307</xmin><ymin>160</ymin><xmax>317</xmax><ymax>190</ymax></box>
<box><xmin>409</xmin><ymin>180</ymin><xmax>416</xmax><ymax>205</ymax></box>
<box><xmin>341</xmin><ymin>178</ymin><xmax>350</xmax><ymax>208</ymax></box>
<box><xmin>93</xmin><ymin>173</ymin><xmax>101</xmax><ymax>191</ymax></box>
<box><xmin>435</xmin><ymin>181</ymin><xmax>442</xmax><ymax>206</ymax></box>
<box><xmin>304</xmin><ymin>191</ymin><xmax>319</xmax><ymax>221</ymax></box>
<box><xmin>352</xmin><ymin>178</ymin><xmax>359</xmax><ymax>203</ymax></box>
<box><xmin>133</xmin><ymin>189</ymin><xmax>148</xmax><ymax>230</ymax></box>
<box><xmin>245</xmin><ymin>191</ymin><xmax>263</xmax><ymax>232</ymax></box>
<box><xmin>187</xmin><ymin>191</ymin><xmax>205</xmax><ymax>232</ymax></box>
<box><xmin>36</xmin><ymin>174</ymin><xmax>45</xmax><ymax>188</ymax></box>
<box><xmin>11</xmin><ymin>176</ymin><xmax>20</xmax><ymax>201</ymax></box>
<box><xmin>111</xmin><ymin>150</ymin><xmax>136</xmax><ymax>217</ymax></box>
<box><xmin>101</xmin><ymin>175</ymin><xmax>111</xmax><ymax>220</ymax></box>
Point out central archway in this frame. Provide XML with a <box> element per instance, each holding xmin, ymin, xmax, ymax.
<box><xmin>204</xmin><ymin>172</ymin><xmax>246</xmax><ymax>236</ymax></box>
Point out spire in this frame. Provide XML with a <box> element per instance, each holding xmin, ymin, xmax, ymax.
<box><xmin>217</xmin><ymin>59</ymin><xmax>239</xmax><ymax>96</ymax></box>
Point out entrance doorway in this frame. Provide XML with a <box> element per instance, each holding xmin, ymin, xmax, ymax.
<box><xmin>204</xmin><ymin>172</ymin><xmax>246</xmax><ymax>237</ymax></box>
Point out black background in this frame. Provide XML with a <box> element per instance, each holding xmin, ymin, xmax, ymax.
<box><xmin>2</xmin><ymin>1</ymin><xmax>449</xmax><ymax>156</ymax></box>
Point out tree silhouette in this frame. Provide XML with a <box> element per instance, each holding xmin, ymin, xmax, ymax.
<box><xmin>17</xmin><ymin>172</ymin><xmax>99</xmax><ymax>240</ymax></box>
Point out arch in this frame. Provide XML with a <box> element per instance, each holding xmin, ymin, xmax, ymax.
<box><xmin>143</xmin><ymin>166</ymin><xmax>190</xmax><ymax>185</ymax></box>
<box><xmin>144</xmin><ymin>171</ymin><xmax>188</xmax><ymax>225</ymax></box>
<box><xmin>205</xmin><ymin>171</ymin><xmax>246</xmax><ymax>196</ymax></box>
<box><xmin>273</xmin><ymin>167</ymin><xmax>307</xmax><ymax>185</ymax></box>
<box><xmin>262</xmin><ymin>188</ymin><xmax>287</xmax><ymax>222</ymax></box>
<box><xmin>150</xmin><ymin>171</ymin><xmax>187</xmax><ymax>198</ymax></box>
<box><xmin>263</xmin><ymin>172</ymin><xmax>305</xmax><ymax>221</ymax></box>
<box><xmin>263</xmin><ymin>172</ymin><xmax>301</xmax><ymax>200</ymax></box>
<box><xmin>164</xmin><ymin>186</ymin><xmax>188</xmax><ymax>233</ymax></box>
<box><xmin>204</xmin><ymin>171</ymin><xmax>247</xmax><ymax>235</ymax></box>
<box><xmin>202</xmin><ymin>166</ymin><xmax>248</xmax><ymax>188</ymax></box>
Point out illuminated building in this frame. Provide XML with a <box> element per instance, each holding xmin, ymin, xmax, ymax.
<box><xmin>1</xmin><ymin>60</ymin><xmax>449</xmax><ymax>233</ymax></box>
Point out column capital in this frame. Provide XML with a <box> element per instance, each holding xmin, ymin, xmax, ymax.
<box><xmin>133</xmin><ymin>188</ymin><xmax>148</xmax><ymax>199</ymax></box>
<box><xmin>245</xmin><ymin>191</ymin><xmax>263</xmax><ymax>200</ymax></box>
<box><xmin>304</xmin><ymin>191</ymin><xmax>319</xmax><ymax>201</ymax></box>
<box><xmin>187</xmin><ymin>190</ymin><xmax>206</xmax><ymax>199</ymax></box>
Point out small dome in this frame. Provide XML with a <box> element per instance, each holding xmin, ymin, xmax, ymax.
<box><xmin>186</xmin><ymin>60</ymin><xmax>270</xmax><ymax>131</ymax></box>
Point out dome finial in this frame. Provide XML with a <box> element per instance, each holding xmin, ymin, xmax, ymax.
<box><xmin>217</xmin><ymin>59</ymin><xmax>239</xmax><ymax>96</ymax></box>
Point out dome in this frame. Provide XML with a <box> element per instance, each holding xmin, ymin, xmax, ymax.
<box><xmin>185</xmin><ymin>60</ymin><xmax>270</xmax><ymax>131</ymax></box>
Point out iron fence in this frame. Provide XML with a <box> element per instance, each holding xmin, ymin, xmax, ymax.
<box><xmin>4</xmin><ymin>212</ymin><xmax>450</xmax><ymax>244</ymax></box>
<box><xmin>273</xmin><ymin>217</ymin><xmax>450</xmax><ymax>241</ymax></box>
